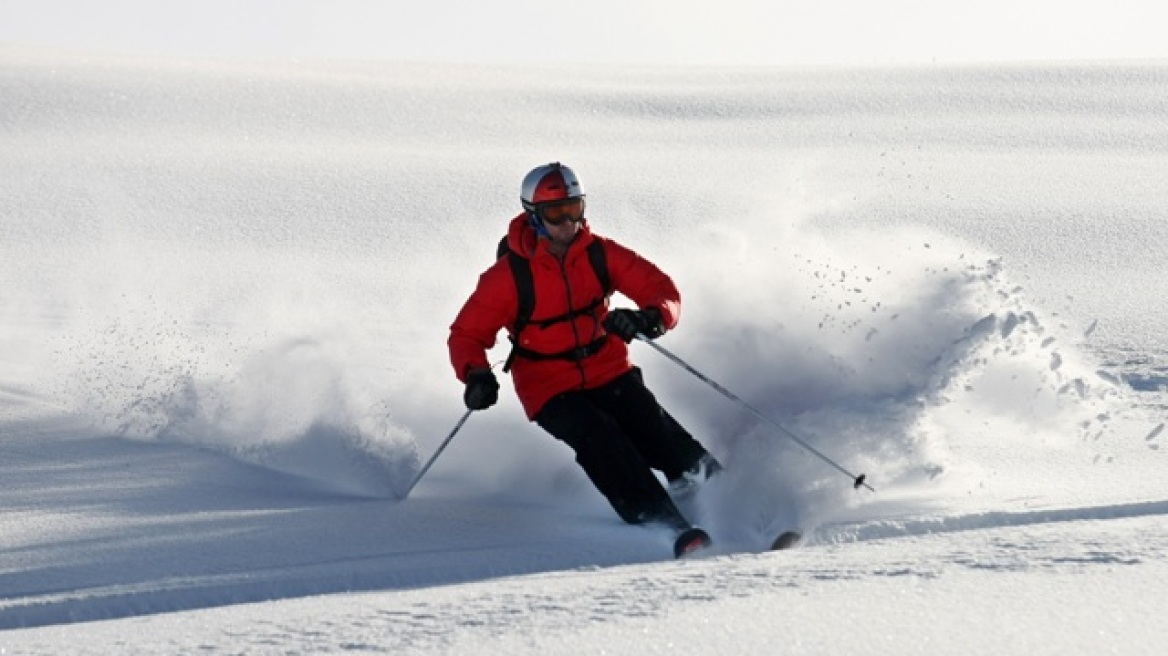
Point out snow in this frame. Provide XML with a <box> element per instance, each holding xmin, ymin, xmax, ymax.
<box><xmin>2</xmin><ymin>47</ymin><xmax>1167</xmax><ymax>653</ymax></box>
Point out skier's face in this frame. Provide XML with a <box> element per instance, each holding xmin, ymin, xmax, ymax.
<box><xmin>544</xmin><ymin>211</ymin><xmax>580</xmax><ymax>248</ymax></box>
<box><xmin>535</xmin><ymin>198</ymin><xmax>584</xmax><ymax>251</ymax></box>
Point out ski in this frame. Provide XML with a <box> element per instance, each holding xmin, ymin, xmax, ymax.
<box><xmin>769</xmin><ymin>531</ymin><xmax>802</xmax><ymax>550</ymax></box>
<box><xmin>673</xmin><ymin>527</ymin><xmax>712</xmax><ymax>558</ymax></box>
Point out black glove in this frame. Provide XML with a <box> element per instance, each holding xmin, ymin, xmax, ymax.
<box><xmin>463</xmin><ymin>368</ymin><xmax>499</xmax><ymax>411</ymax></box>
<box><xmin>603</xmin><ymin>307</ymin><xmax>665</xmax><ymax>343</ymax></box>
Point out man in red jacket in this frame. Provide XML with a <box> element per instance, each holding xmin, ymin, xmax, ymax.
<box><xmin>448</xmin><ymin>162</ymin><xmax>720</xmax><ymax>551</ymax></box>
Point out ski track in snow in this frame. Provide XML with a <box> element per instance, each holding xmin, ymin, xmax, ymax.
<box><xmin>817</xmin><ymin>498</ymin><xmax>1168</xmax><ymax>544</ymax></box>
<box><xmin>4</xmin><ymin>514</ymin><xmax>1166</xmax><ymax>654</ymax></box>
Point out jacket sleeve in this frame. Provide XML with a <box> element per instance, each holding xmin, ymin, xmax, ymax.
<box><xmin>602</xmin><ymin>238</ymin><xmax>681</xmax><ymax>330</ymax></box>
<box><xmin>448</xmin><ymin>262</ymin><xmax>517</xmax><ymax>382</ymax></box>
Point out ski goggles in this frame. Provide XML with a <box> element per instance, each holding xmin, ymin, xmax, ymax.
<box><xmin>535</xmin><ymin>197</ymin><xmax>586</xmax><ymax>226</ymax></box>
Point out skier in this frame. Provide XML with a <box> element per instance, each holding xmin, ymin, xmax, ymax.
<box><xmin>448</xmin><ymin>162</ymin><xmax>721</xmax><ymax>557</ymax></box>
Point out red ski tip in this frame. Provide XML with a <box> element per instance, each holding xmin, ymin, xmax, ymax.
<box><xmin>673</xmin><ymin>527</ymin><xmax>712</xmax><ymax>558</ymax></box>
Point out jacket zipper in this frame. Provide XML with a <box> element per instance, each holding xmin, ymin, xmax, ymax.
<box><xmin>556</xmin><ymin>254</ymin><xmax>589</xmax><ymax>388</ymax></box>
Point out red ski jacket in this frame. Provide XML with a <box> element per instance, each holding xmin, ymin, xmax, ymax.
<box><xmin>449</xmin><ymin>214</ymin><xmax>681</xmax><ymax>420</ymax></box>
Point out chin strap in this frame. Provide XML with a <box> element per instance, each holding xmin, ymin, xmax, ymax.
<box><xmin>527</xmin><ymin>211</ymin><xmax>550</xmax><ymax>239</ymax></box>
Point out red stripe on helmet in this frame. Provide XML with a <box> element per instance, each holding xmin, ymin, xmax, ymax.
<box><xmin>532</xmin><ymin>169</ymin><xmax>570</xmax><ymax>204</ymax></box>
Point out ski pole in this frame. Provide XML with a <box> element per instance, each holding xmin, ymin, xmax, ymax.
<box><xmin>637</xmin><ymin>335</ymin><xmax>874</xmax><ymax>492</ymax></box>
<box><xmin>401</xmin><ymin>408</ymin><xmax>474</xmax><ymax>499</ymax></box>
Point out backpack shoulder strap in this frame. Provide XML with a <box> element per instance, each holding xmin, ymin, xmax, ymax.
<box><xmin>497</xmin><ymin>234</ymin><xmax>535</xmax><ymax>332</ymax></box>
<box><xmin>586</xmin><ymin>239</ymin><xmax>611</xmax><ymax>295</ymax></box>
<box><xmin>505</xmin><ymin>251</ymin><xmax>535</xmax><ymax>334</ymax></box>
<box><xmin>502</xmin><ymin>248</ymin><xmax>534</xmax><ymax>374</ymax></box>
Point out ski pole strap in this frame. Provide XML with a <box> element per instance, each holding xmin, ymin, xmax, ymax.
<box><xmin>636</xmin><ymin>336</ymin><xmax>874</xmax><ymax>492</ymax></box>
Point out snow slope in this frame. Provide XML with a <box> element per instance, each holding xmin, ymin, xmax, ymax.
<box><xmin>1</xmin><ymin>48</ymin><xmax>1166</xmax><ymax>652</ymax></box>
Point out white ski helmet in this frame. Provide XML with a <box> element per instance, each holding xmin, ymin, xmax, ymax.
<box><xmin>520</xmin><ymin>162</ymin><xmax>584</xmax><ymax>212</ymax></box>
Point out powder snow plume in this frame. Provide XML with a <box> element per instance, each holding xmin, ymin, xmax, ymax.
<box><xmin>641</xmin><ymin>215</ymin><xmax>1134</xmax><ymax>549</ymax></box>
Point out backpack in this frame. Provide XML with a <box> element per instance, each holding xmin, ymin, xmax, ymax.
<box><xmin>496</xmin><ymin>235</ymin><xmax>612</xmax><ymax>372</ymax></box>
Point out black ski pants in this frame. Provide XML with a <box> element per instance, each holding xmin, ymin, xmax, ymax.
<box><xmin>534</xmin><ymin>367</ymin><xmax>707</xmax><ymax>527</ymax></box>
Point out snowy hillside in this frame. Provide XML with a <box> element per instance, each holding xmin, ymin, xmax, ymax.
<box><xmin>1</xmin><ymin>47</ymin><xmax>1166</xmax><ymax>653</ymax></box>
